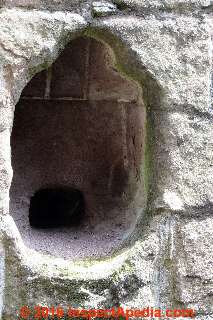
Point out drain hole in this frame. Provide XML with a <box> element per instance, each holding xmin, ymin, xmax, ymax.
<box><xmin>29</xmin><ymin>187</ymin><xmax>85</xmax><ymax>228</ymax></box>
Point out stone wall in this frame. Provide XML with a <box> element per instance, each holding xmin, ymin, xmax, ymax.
<box><xmin>0</xmin><ymin>0</ymin><xmax>212</xmax><ymax>319</ymax></box>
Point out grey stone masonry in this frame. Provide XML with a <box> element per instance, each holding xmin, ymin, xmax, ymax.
<box><xmin>0</xmin><ymin>0</ymin><xmax>212</xmax><ymax>319</ymax></box>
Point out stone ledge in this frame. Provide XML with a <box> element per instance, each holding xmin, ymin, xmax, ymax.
<box><xmin>0</xmin><ymin>0</ymin><xmax>212</xmax><ymax>14</ymax></box>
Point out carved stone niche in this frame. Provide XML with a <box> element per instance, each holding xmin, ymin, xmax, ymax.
<box><xmin>9</xmin><ymin>36</ymin><xmax>146</xmax><ymax>260</ymax></box>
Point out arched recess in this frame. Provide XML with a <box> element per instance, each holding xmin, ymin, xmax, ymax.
<box><xmin>9</xmin><ymin>33</ymin><xmax>160</xmax><ymax>261</ymax></box>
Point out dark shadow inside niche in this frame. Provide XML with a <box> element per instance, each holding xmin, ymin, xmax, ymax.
<box><xmin>10</xmin><ymin>36</ymin><xmax>146</xmax><ymax>260</ymax></box>
<box><xmin>29</xmin><ymin>187</ymin><xmax>85</xmax><ymax>228</ymax></box>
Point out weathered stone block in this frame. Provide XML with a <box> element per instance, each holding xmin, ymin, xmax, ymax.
<box><xmin>0</xmin><ymin>1</ymin><xmax>211</xmax><ymax>319</ymax></box>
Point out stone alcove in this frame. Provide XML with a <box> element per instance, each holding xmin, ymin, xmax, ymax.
<box><xmin>9</xmin><ymin>36</ymin><xmax>146</xmax><ymax>260</ymax></box>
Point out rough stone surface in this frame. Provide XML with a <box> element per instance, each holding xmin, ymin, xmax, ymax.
<box><xmin>92</xmin><ymin>1</ymin><xmax>117</xmax><ymax>17</ymax></box>
<box><xmin>0</xmin><ymin>1</ymin><xmax>212</xmax><ymax>319</ymax></box>
<box><xmin>9</xmin><ymin>36</ymin><xmax>145</xmax><ymax>260</ymax></box>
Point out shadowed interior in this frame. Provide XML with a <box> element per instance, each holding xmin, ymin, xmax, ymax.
<box><xmin>29</xmin><ymin>187</ymin><xmax>85</xmax><ymax>228</ymax></box>
<box><xmin>10</xmin><ymin>37</ymin><xmax>146</xmax><ymax>259</ymax></box>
